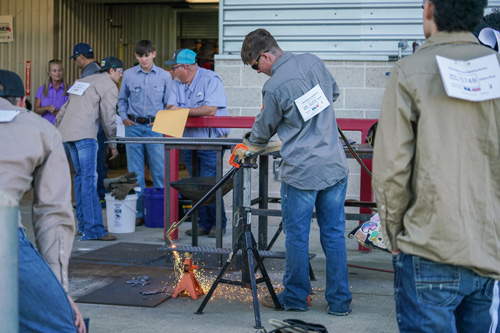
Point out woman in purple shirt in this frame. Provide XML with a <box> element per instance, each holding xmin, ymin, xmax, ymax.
<box><xmin>34</xmin><ymin>59</ymin><xmax>71</xmax><ymax>125</ymax></box>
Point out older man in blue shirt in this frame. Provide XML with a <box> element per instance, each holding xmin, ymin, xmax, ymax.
<box><xmin>118</xmin><ymin>40</ymin><xmax>172</xmax><ymax>226</ymax></box>
<box><xmin>166</xmin><ymin>49</ymin><xmax>230</xmax><ymax>238</ymax></box>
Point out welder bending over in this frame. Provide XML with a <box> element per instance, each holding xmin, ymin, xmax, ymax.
<box><xmin>240</xmin><ymin>29</ymin><xmax>352</xmax><ymax>315</ymax></box>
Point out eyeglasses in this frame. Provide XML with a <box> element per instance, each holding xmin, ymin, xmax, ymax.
<box><xmin>171</xmin><ymin>64</ymin><xmax>183</xmax><ymax>71</ymax></box>
<box><xmin>115</xmin><ymin>68</ymin><xmax>124</xmax><ymax>74</ymax></box>
<box><xmin>251</xmin><ymin>50</ymin><xmax>269</xmax><ymax>71</ymax></box>
<box><xmin>73</xmin><ymin>55</ymin><xmax>80</xmax><ymax>61</ymax></box>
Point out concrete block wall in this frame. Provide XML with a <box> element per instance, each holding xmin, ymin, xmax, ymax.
<box><xmin>214</xmin><ymin>58</ymin><xmax>394</xmax><ymax>223</ymax></box>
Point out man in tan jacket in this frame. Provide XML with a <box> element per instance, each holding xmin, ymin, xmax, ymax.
<box><xmin>0</xmin><ymin>70</ymin><xmax>85</xmax><ymax>332</ymax></box>
<box><xmin>373</xmin><ymin>0</ymin><xmax>500</xmax><ymax>332</ymax></box>
<box><xmin>57</xmin><ymin>57</ymin><xmax>122</xmax><ymax>241</ymax></box>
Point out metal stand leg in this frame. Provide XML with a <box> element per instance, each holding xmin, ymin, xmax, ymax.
<box><xmin>195</xmin><ymin>223</ymin><xmax>280</xmax><ymax>329</ymax></box>
<box><xmin>195</xmin><ymin>157</ymin><xmax>281</xmax><ymax>329</ymax></box>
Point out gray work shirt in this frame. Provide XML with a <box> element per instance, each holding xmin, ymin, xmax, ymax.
<box><xmin>248</xmin><ymin>52</ymin><xmax>348</xmax><ymax>191</ymax></box>
<box><xmin>81</xmin><ymin>62</ymin><xmax>101</xmax><ymax>78</ymax></box>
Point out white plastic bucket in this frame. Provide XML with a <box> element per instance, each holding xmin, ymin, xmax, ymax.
<box><xmin>105</xmin><ymin>193</ymin><xmax>137</xmax><ymax>233</ymax></box>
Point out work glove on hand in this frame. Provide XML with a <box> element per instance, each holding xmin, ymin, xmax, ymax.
<box><xmin>110</xmin><ymin>182</ymin><xmax>139</xmax><ymax>200</ymax></box>
<box><xmin>242</xmin><ymin>131</ymin><xmax>282</xmax><ymax>155</ymax></box>
<box><xmin>242</xmin><ymin>131</ymin><xmax>263</xmax><ymax>153</ymax></box>
<box><xmin>104</xmin><ymin>172</ymin><xmax>138</xmax><ymax>191</ymax></box>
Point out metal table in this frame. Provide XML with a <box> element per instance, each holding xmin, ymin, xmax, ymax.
<box><xmin>109</xmin><ymin>137</ymin><xmax>374</xmax><ymax>251</ymax></box>
<box><xmin>111</xmin><ymin>137</ymin><xmax>240</xmax><ymax>248</ymax></box>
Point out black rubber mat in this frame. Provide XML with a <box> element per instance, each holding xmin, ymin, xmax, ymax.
<box><xmin>71</xmin><ymin>242</ymin><xmax>229</xmax><ymax>269</ymax></box>
<box><xmin>76</xmin><ymin>275</ymin><xmax>173</xmax><ymax>307</ymax></box>
<box><xmin>72</xmin><ymin>242</ymin><xmax>165</xmax><ymax>265</ymax></box>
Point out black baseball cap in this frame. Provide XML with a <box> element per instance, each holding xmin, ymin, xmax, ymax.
<box><xmin>0</xmin><ymin>70</ymin><xmax>24</xmax><ymax>98</ymax></box>
<box><xmin>99</xmin><ymin>57</ymin><xmax>124</xmax><ymax>72</ymax></box>
<box><xmin>69</xmin><ymin>43</ymin><xmax>94</xmax><ymax>59</ymax></box>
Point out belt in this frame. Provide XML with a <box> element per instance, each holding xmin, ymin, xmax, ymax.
<box><xmin>128</xmin><ymin>114</ymin><xmax>155</xmax><ymax>125</ymax></box>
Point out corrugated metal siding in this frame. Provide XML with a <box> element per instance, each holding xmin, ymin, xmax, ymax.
<box><xmin>54</xmin><ymin>0</ymin><xmax>124</xmax><ymax>84</ymax></box>
<box><xmin>0</xmin><ymin>0</ymin><xmax>178</xmax><ymax>100</ymax></box>
<box><xmin>177</xmin><ymin>11</ymin><xmax>218</xmax><ymax>39</ymax></box>
<box><xmin>220</xmin><ymin>0</ymin><xmax>500</xmax><ymax>59</ymax></box>
<box><xmin>0</xmin><ymin>0</ymin><xmax>54</xmax><ymax>100</ymax></box>
<box><xmin>54</xmin><ymin>1</ymin><xmax>175</xmax><ymax>84</ymax></box>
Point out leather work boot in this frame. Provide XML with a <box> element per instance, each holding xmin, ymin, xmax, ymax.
<box><xmin>185</xmin><ymin>228</ymin><xmax>209</xmax><ymax>236</ymax></box>
<box><xmin>208</xmin><ymin>228</ymin><xmax>226</xmax><ymax>238</ymax></box>
<box><xmin>97</xmin><ymin>234</ymin><xmax>117</xmax><ymax>241</ymax></box>
<box><xmin>261</xmin><ymin>295</ymin><xmax>284</xmax><ymax>310</ymax></box>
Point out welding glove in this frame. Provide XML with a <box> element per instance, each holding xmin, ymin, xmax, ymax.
<box><xmin>103</xmin><ymin>172</ymin><xmax>138</xmax><ymax>191</ymax></box>
<box><xmin>242</xmin><ymin>131</ymin><xmax>266</xmax><ymax>153</ymax></box>
<box><xmin>348</xmin><ymin>213</ymin><xmax>388</xmax><ymax>252</ymax></box>
<box><xmin>242</xmin><ymin>131</ymin><xmax>282</xmax><ymax>155</ymax></box>
<box><xmin>110</xmin><ymin>182</ymin><xmax>139</xmax><ymax>200</ymax></box>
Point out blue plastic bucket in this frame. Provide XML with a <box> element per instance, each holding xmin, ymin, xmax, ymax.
<box><xmin>143</xmin><ymin>188</ymin><xmax>164</xmax><ymax>228</ymax></box>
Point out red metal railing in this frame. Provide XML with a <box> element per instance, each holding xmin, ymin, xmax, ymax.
<box><xmin>167</xmin><ymin>116</ymin><xmax>377</xmax><ymax>248</ymax></box>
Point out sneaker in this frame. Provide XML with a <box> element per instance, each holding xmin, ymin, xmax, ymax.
<box><xmin>185</xmin><ymin>228</ymin><xmax>209</xmax><ymax>236</ymax></box>
<box><xmin>96</xmin><ymin>234</ymin><xmax>117</xmax><ymax>241</ymax></box>
<box><xmin>136</xmin><ymin>218</ymin><xmax>145</xmax><ymax>226</ymax></box>
<box><xmin>100</xmin><ymin>199</ymin><xmax>106</xmax><ymax>208</ymax></box>
<box><xmin>208</xmin><ymin>228</ymin><xmax>226</xmax><ymax>238</ymax></box>
<box><xmin>327</xmin><ymin>307</ymin><xmax>352</xmax><ymax>316</ymax></box>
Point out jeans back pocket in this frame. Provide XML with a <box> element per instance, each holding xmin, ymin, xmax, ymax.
<box><xmin>413</xmin><ymin>256</ymin><xmax>460</xmax><ymax>307</ymax></box>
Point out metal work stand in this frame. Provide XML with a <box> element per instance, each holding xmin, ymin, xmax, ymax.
<box><xmin>195</xmin><ymin>155</ymin><xmax>281</xmax><ymax>329</ymax></box>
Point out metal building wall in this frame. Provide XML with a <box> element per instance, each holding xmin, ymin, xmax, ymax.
<box><xmin>55</xmin><ymin>0</ymin><xmax>176</xmax><ymax>85</ymax></box>
<box><xmin>220</xmin><ymin>0</ymin><xmax>500</xmax><ymax>60</ymax></box>
<box><xmin>0</xmin><ymin>0</ymin><xmax>177</xmax><ymax>99</ymax></box>
<box><xmin>0</xmin><ymin>0</ymin><xmax>55</xmax><ymax>101</ymax></box>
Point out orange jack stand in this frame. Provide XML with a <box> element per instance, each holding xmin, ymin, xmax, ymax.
<box><xmin>172</xmin><ymin>254</ymin><xmax>204</xmax><ymax>300</ymax></box>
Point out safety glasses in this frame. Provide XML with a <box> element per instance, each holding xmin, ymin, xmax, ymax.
<box><xmin>251</xmin><ymin>50</ymin><xmax>269</xmax><ymax>71</ymax></box>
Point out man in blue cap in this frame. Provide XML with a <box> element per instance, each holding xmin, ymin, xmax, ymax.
<box><xmin>70</xmin><ymin>42</ymin><xmax>108</xmax><ymax>208</ymax></box>
<box><xmin>166</xmin><ymin>48</ymin><xmax>230</xmax><ymax>238</ymax></box>
<box><xmin>69</xmin><ymin>43</ymin><xmax>101</xmax><ymax>79</ymax></box>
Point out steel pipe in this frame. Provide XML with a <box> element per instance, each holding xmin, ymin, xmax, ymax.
<box><xmin>0</xmin><ymin>191</ymin><xmax>19</xmax><ymax>333</ymax></box>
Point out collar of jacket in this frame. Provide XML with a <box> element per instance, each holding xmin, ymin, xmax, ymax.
<box><xmin>271</xmin><ymin>52</ymin><xmax>293</xmax><ymax>76</ymax></box>
<box><xmin>417</xmin><ymin>31</ymin><xmax>480</xmax><ymax>54</ymax></box>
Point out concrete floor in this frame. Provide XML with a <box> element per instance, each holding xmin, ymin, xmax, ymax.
<box><xmin>20</xmin><ymin>198</ymin><xmax>398</xmax><ymax>333</ymax></box>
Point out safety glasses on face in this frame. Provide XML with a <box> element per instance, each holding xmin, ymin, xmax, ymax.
<box><xmin>251</xmin><ymin>50</ymin><xmax>269</xmax><ymax>71</ymax></box>
<box><xmin>171</xmin><ymin>64</ymin><xmax>183</xmax><ymax>71</ymax></box>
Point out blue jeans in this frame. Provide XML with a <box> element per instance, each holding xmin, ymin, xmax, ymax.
<box><xmin>65</xmin><ymin>139</ymin><xmax>107</xmax><ymax>240</ymax></box>
<box><xmin>125</xmin><ymin>124</ymin><xmax>165</xmax><ymax>218</ymax></box>
<box><xmin>18</xmin><ymin>229</ymin><xmax>76</xmax><ymax>332</ymax></box>
<box><xmin>96</xmin><ymin>123</ymin><xmax>108</xmax><ymax>201</ymax></box>
<box><xmin>393</xmin><ymin>251</ymin><xmax>500</xmax><ymax>333</ymax></box>
<box><xmin>183</xmin><ymin>149</ymin><xmax>227</xmax><ymax>231</ymax></box>
<box><xmin>278</xmin><ymin>177</ymin><xmax>351</xmax><ymax>312</ymax></box>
